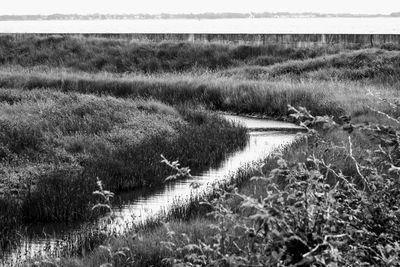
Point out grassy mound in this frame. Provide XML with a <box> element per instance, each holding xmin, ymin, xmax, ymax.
<box><xmin>223</xmin><ymin>49</ymin><xmax>400</xmax><ymax>84</ymax></box>
<box><xmin>0</xmin><ymin>89</ymin><xmax>247</xmax><ymax>227</ymax></box>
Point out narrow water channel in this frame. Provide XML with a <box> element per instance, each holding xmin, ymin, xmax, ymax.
<box><xmin>2</xmin><ymin>115</ymin><xmax>304</xmax><ymax>266</ymax></box>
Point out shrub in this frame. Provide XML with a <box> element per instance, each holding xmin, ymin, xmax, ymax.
<box><xmin>155</xmin><ymin>105</ymin><xmax>400</xmax><ymax>266</ymax></box>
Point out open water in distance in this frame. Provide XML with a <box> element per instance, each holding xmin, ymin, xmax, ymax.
<box><xmin>0</xmin><ymin>18</ymin><xmax>400</xmax><ymax>34</ymax></box>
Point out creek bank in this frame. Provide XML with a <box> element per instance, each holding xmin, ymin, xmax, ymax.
<box><xmin>3</xmin><ymin>115</ymin><xmax>305</xmax><ymax>266</ymax></box>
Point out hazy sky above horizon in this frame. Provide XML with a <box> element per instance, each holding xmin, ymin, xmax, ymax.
<box><xmin>1</xmin><ymin>0</ymin><xmax>400</xmax><ymax>15</ymax></box>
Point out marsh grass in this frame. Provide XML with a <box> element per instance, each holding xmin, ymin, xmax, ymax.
<box><xmin>0</xmin><ymin>67</ymin><xmax>345</xmax><ymax>117</ymax></box>
<box><xmin>223</xmin><ymin>48</ymin><xmax>400</xmax><ymax>84</ymax></box>
<box><xmin>0</xmin><ymin>35</ymin><xmax>350</xmax><ymax>73</ymax></box>
<box><xmin>2</xmin><ymin>47</ymin><xmax>400</xmax><ymax>120</ymax></box>
<box><xmin>0</xmin><ymin>88</ymin><xmax>247</xmax><ymax>239</ymax></box>
<box><xmin>3</xmin><ymin>37</ymin><xmax>400</xmax><ymax>266</ymax></box>
<box><xmin>0</xmin><ymin>196</ymin><xmax>21</xmax><ymax>257</ymax></box>
<box><xmin>0</xmin><ymin>35</ymin><xmax>232</xmax><ymax>72</ymax></box>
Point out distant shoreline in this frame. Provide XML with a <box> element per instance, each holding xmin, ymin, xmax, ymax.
<box><xmin>1</xmin><ymin>12</ymin><xmax>400</xmax><ymax>21</ymax></box>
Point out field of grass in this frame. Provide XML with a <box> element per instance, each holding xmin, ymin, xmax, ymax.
<box><xmin>0</xmin><ymin>34</ymin><xmax>349</xmax><ymax>73</ymax></box>
<box><xmin>1</xmin><ymin>35</ymin><xmax>400</xmax><ymax>266</ymax></box>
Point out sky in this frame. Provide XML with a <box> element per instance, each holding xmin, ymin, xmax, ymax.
<box><xmin>1</xmin><ymin>0</ymin><xmax>400</xmax><ymax>15</ymax></box>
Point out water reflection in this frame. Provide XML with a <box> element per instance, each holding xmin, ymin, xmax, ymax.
<box><xmin>110</xmin><ymin>131</ymin><xmax>297</xmax><ymax>226</ymax></box>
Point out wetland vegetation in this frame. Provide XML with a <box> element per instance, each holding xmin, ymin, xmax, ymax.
<box><xmin>0</xmin><ymin>34</ymin><xmax>400</xmax><ymax>266</ymax></box>
<box><xmin>0</xmin><ymin>89</ymin><xmax>247</xmax><ymax>252</ymax></box>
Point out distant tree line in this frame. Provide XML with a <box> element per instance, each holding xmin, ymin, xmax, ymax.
<box><xmin>1</xmin><ymin>12</ymin><xmax>400</xmax><ymax>21</ymax></box>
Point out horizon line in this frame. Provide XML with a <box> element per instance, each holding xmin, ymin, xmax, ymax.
<box><xmin>0</xmin><ymin>11</ymin><xmax>399</xmax><ymax>17</ymax></box>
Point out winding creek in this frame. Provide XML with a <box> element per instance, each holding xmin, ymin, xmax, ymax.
<box><xmin>2</xmin><ymin>115</ymin><xmax>304</xmax><ymax>265</ymax></box>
